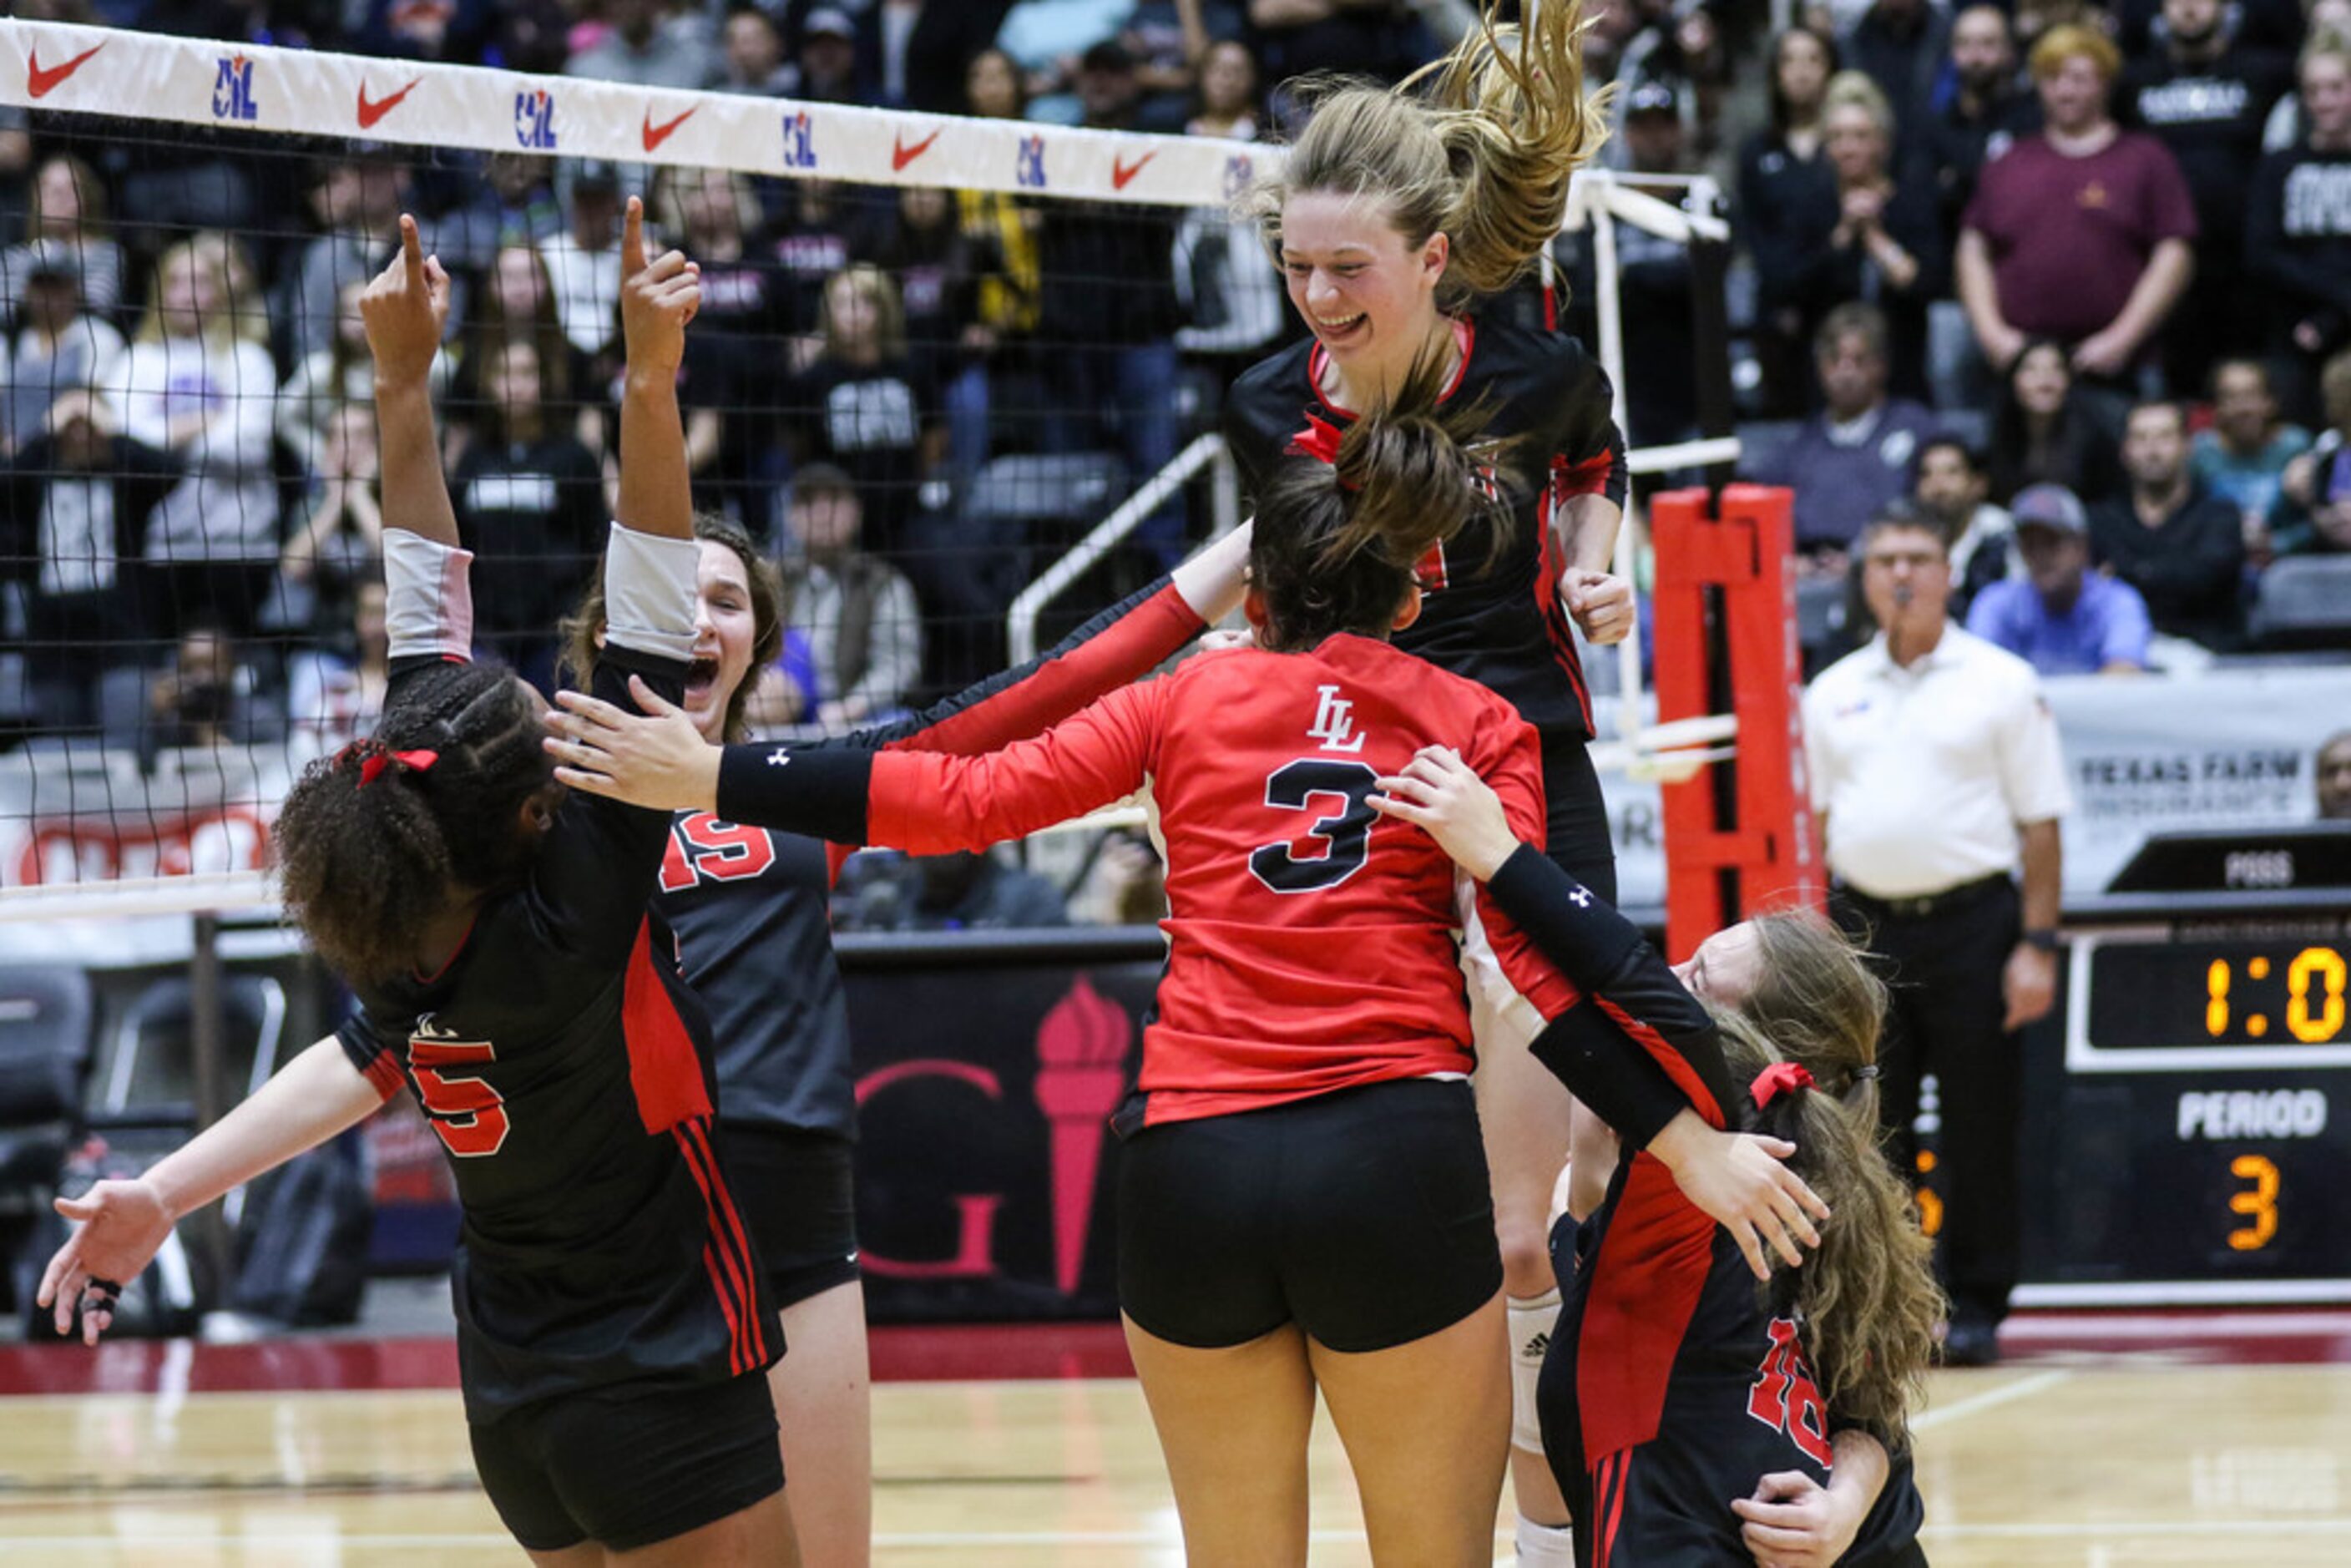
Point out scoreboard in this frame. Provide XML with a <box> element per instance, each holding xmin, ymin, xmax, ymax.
<box><xmin>2016</xmin><ymin>828</ymin><xmax>2351</xmax><ymax>1304</ymax></box>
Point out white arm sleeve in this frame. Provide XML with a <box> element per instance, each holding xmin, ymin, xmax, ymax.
<box><xmin>383</xmin><ymin>531</ymin><xmax>475</xmax><ymax>663</ymax></box>
<box><xmin>600</xmin><ymin>523</ymin><xmax>700</xmax><ymax>663</ymax></box>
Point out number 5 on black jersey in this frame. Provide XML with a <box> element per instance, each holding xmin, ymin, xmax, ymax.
<box><xmin>1249</xmin><ymin>759</ymin><xmax>1380</xmax><ymax>894</ymax></box>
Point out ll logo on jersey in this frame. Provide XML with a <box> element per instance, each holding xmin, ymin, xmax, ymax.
<box><xmin>1307</xmin><ymin>685</ymin><xmax>1366</xmax><ymax>754</ymax></box>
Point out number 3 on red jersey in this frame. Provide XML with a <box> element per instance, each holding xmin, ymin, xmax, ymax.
<box><xmin>410</xmin><ymin>1038</ymin><xmax>511</xmax><ymax>1157</ymax></box>
<box><xmin>1746</xmin><ymin>1317</ymin><xmax>1833</xmax><ymax>1465</ymax></box>
<box><xmin>1248</xmin><ymin>759</ymin><xmax>1379</xmax><ymax>894</ymax></box>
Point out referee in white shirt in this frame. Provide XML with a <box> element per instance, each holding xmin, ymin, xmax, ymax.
<box><xmin>1802</xmin><ymin>505</ymin><xmax>2072</xmax><ymax>1367</ymax></box>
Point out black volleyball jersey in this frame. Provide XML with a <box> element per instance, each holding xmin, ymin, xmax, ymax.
<box><xmin>651</xmin><ymin>577</ymin><xmax>1211</xmax><ymax>1140</ymax></box>
<box><xmin>338</xmin><ymin>530</ymin><xmax>777</xmax><ymax>1424</ymax></box>
<box><xmin>1221</xmin><ymin>316</ymin><xmax>1628</xmax><ymax>740</ymax></box>
<box><xmin>1477</xmin><ymin>848</ymin><xmax>1924</xmax><ymax>1566</ymax></box>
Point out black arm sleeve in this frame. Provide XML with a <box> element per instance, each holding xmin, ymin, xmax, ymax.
<box><xmin>1486</xmin><ymin>844</ymin><xmax>1739</xmax><ymax>1128</ymax></box>
<box><xmin>715</xmin><ymin>741</ymin><xmax>876</xmax><ymax>844</ymax></box>
<box><xmin>1528</xmin><ymin>1005</ymin><xmax>1700</xmax><ymax>1150</ymax></box>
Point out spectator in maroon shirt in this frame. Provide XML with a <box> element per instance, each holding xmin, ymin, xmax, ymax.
<box><xmin>1958</xmin><ymin>24</ymin><xmax>2198</xmax><ymax>390</ymax></box>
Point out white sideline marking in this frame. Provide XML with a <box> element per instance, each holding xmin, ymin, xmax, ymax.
<box><xmin>1911</xmin><ymin>1367</ymin><xmax>2074</xmax><ymax>1433</ymax></box>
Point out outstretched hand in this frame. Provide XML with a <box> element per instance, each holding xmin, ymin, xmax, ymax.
<box><xmin>619</xmin><ymin>196</ymin><xmax>700</xmax><ymax>377</ymax></box>
<box><xmin>1369</xmin><ymin>746</ymin><xmax>1519</xmax><ymax>882</ymax></box>
<box><xmin>36</xmin><ymin>1179</ymin><xmax>175</xmax><ymax>1346</ymax></box>
<box><xmin>360</xmin><ymin>215</ymin><xmax>449</xmax><ymax>388</ymax></box>
<box><xmin>1649</xmin><ymin>1111</ymin><xmax>1830</xmax><ymax>1282</ymax></box>
<box><xmin>544</xmin><ymin>675</ymin><xmax>723</xmax><ymax>812</ymax></box>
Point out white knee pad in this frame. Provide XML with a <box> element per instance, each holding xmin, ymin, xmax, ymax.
<box><xmin>1508</xmin><ymin>1287</ymin><xmax>1561</xmax><ymax>1456</ymax></box>
<box><xmin>1514</xmin><ymin>1514</ymin><xmax>1576</xmax><ymax>1566</ymax></box>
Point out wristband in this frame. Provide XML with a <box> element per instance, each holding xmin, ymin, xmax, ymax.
<box><xmin>2023</xmin><ymin>928</ymin><xmax>2060</xmax><ymax>953</ymax></box>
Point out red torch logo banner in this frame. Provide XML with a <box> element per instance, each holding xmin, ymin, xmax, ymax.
<box><xmin>1032</xmin><ymin>974</ymin><xmax>1133</xmax><ymax>1294</ymax></box>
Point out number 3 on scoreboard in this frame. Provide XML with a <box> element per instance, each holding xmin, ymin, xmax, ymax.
<box><xmin>2227</xmin><ymin>1154</ymin><xmax>2278</xmax><ymax>1252</ymax></box>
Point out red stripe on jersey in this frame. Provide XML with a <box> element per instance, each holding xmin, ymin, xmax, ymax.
<box><xmin>887</xmin><ymin>587</ymin><xmax>1203</xmax><ymax>763</ymax></box>
<box><xmin>1532</xmin><ymin>521</ymin><xmax>1595</xmax><ymax>735</ymax></box>
<box><xmin>622</xmin><ymin>920</ymin><xmax>714</xmax><ymax>1135</ymax></box>
<box><xmin>1600</xmin><ymin>1449</ymin><xmax>1631</xmax><ymax>1565</ymax></box>
<box><xmin>1595</xmin><ymin>996</ymin><xmax>1728</xmax><ymax>1130</ymax></box>
<box><xmin>672</xmin><ymin>1123</ymin><xmax>754</xmax><ymax>1374</ymax></box>
<box><xmin>1554</xmin><ymin>448</ymin><xmax>1618</xmax><ymax>500</ymax></box>
<box><xmin>1576</xmin><ymin>1153</ymin><xmax>1717</xmax><ymax>1468</ymax></box>
<box><xmin>359</xmin><ymin>1049</ymin><xmax>406</xmax><ymax>1103</ymax></box>
<box><xmin>683</xmin><ymin>1117</ymin><xmax>768</xmax><ymax>1368</ymax></box>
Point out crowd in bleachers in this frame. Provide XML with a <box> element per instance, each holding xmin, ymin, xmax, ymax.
<box><xmin>0</xmin><ymin>0</ymin><xmax>2344</xmax><ymax>776</ymax></box>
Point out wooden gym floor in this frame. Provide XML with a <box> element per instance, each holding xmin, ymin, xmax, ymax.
<box><xmin>3</xmin><ymin>1316</ymin><xmax>2350</xmax><ymax>1565</ymax></box>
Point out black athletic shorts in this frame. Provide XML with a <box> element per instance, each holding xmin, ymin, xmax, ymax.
<box><xmin>1117</xmin><ymin>1076</ymin><xmax>1502</xmax><ymax>1353</ymax></box>
<box><xmin>469</xmin><ymin>1369</ymin><xmax>782</xmax><ymax>1553</ymax></box>
<box><xmin>716</xmin><ymin>1122</ymin><xmax>862</xmax><ymax>1308</ymax></box>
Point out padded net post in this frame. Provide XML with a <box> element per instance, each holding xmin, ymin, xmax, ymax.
<box><xmin>1650</xmin><ymin>484</ymin><xmax>1822</xmax><ymax>960</ymax></box>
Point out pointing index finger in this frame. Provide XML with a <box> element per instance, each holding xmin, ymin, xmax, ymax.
<box><xmin>399</xmin><ymin>213</ymin><xmax>423</xmax><ymax>283</ymax></box>
<box><xmin>622</xmin><ymin>195</ymin><xmax>646</xmax><ymax>276</ymax></box>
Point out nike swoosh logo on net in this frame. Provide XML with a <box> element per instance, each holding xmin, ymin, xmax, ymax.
<box><xmin>28</xmin><ymin>43</ymin><xmax>105</xmax><ymax>99</ymax></box>
<box><xmin>892</xmin><ymin>129</ymin><xmax>941</xmax><ymax>171</ymax></box>
<box><xmin>356</xmin><ymin>77</ymin><xmax>421</xmax><ymax>129</ymax></box>
<box><xmin>1112</xmin><ymin>151</ymin><xmax>1157</xmax><ymax>190</ymax></box>
<box><xmin>642</xmin><ymin>107</ymin><xmax>696</xmax><ymax>152</ymax></box>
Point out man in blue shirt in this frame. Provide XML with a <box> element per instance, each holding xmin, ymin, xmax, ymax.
<box><xmin>1964</xmin><ymin>483</ymin><xmax>2153</xmax><ymax>675</ymax></box>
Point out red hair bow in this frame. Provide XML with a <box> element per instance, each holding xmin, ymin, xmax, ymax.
<box><xmin>353</xmin><ymin>744</ymin><xmax>440</xmax><ymax>787</ymax></box>
<box><xmin>1751</xmin><ymin>1062</ymin><xmax>1816</xmax><ymax>1108</ymax></box>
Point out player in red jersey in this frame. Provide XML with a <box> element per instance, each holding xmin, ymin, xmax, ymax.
<box><xmin>547</xmin><ymin>373</ymin><xmax>1828</xmax><ymax>1565</ymax></box>
<box><xmin>1373</xmin><ymin>749</ymin><xmax>1941</xmax><ymax>1568</ymax></box>
<box><xmin>555</xmin><ymin>519</ymin><xmax>1250</xmax><ymax>1565</ymax></box>
<box><xmin>1220</xmin><ymin>8</ymin><xmax>1646</xmax><ymax>1550</ymax></box>
<box><xmin>39</xmin><ymin>210</ymin><xmax>806</xmax><ymax>1565</ymax></box>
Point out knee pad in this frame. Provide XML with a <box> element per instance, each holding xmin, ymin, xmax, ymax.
<box><xmin>1508</xmin><ymin>1287</ymin><xmax>1561</xmax><ymax>1456</ymax></box>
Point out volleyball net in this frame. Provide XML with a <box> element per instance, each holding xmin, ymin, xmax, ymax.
<box><xmin>0</xmin><ymin>18</ymin><xmax>1742</xmax><ymax>920</ymax></box>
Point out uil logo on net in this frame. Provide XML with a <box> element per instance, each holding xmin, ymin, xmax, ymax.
<box><xmin>1222</xmin><ymin>154</ymin><xmax>1254</xmax><ymax>203</ymax></box>
<box><xmin>782</xmin><ymin>109</ymin><xmax>818</xmax><ymax>170</ymax></box>
<box><xmin>514</xmin><ymin>88</ymin><xmax>559</xmax><ymax>150</ymax></box>
<box><xmin>1016</xmin><ymin>134</ymin><xmax>1048</xmax><ymax>190</ymax></box>
<box><xmin>212</xmin><ymin>54</ymin><xmax>260</xmax><ymax>122</ymax></box>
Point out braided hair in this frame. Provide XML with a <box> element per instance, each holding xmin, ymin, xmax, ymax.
<box><xmin>274</xmin><ymin>660</ymin><xmax>551</xmax><ymax>984</ymax></box>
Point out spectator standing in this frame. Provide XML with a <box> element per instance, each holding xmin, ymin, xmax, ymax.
<box><xmin>281</xmin><ymin>152</ymin><xmax>407</xmax><ymax>365</ymax></box>
<box><xmin>114</xmin><ymin>232</ymin><xmax>281</xmax><ymax>640</ymax></box>
<box><xmin>1840</xmin><ymin>0</ymin><xmax>1950</xmax><ymax>154</ymax></box>
<box><xmin>1914</xmin><ymin>436</ymin><xmax>2020</xmax><ymax>612</ymax></box>
<box><xmin>1817</xmin><ymin>71</ymin><xmax>1947</xmax><ymax>404</ymax></box>
<box><xmin>565</xmin><ymin>0</ymin><xmax>715</xmax><ymax>90</ymax></box>
<box><xmin>0</xmin><ymin>390</ymin><xmax>178</xmax><ymax>731</ymax></box>
<box><xmin>788</xmin><ymin>265</ymin><xmax>943</xmax><ymax>559</ymax></box>
<box><xmin>1744</xmin><ymin>302</ymin><xmax>1941</xmax><ymax>557</ymax></box>
<box><xmin>1187</xmin><ymin>36</ymin><xmax>1263</xmax><ymax>139</ymax></box>
<box><xmin>1036</xmin><ymin>42</ymin><xmax>1188</xmax><ymax>571</ymax></box>
<box><xmin>2090</xmin><ymin>399</ymin><xmax>2248</xmax><ymax>650</ymax></box>
<box><xmin>2120</xmin><ymin>0</ymin><xmax>2296</xmax><ymax>396</ymax></box>
<box><xmin>537</xmin><ymin>162</ymin><xmax>626</xmax><ymax>383</ymax></box>
<box><xmin>1806</xmin><ymin>506</ymin><xmax>2072</xmax><ymax>1368</ymax></box>
<box><xmin>0</xmin><ymin>154</ymin><xmax>124</xmax><ymax>328</ymax></box>
<box><xmin>1924</xmin><ymin>7</ymin><xmax>2042</xmax><ymax>246</ymax></box>
<box><xmin>957</xmin><ymin>49</ymin><xmax>1046</xmax><ymax>366</ymax></box>
<box><xmin>2</xmin><ymin>250</ymin><xmax>124</xmax><ymax>456</ymax></box>
<box><xmin>449</xmin><ymin>337</ymin><xmax>607</xmax><ymax>690</ymax></box>
<box><xmin>2192</xmin><ymin>357</ymin><xmax>2312</xmax><ymax>560</ymax></box>
<box><xmin>773</xmin><ymin>465</ymin><xmax>923</xmax><ymax>732</ymax></box>
<box><xmin>1958</xmin><ymin>25</ymin><xmax>2198</xmax><ymax>388</ymax></box>
<box><xmin>2114</xmin><ymin>0</ymin><xmax>2306</xmax><ymax>62</ymax></box>
<box><xmin>1986</xmin><ymin>338</ymin><xmax>2126</xmax><ymax>505</ymax></box>
<box><xmin>713</xmin><ymin>6</ymin><xmax>797</xmax><ymax>94</ymax></box>
<box><xmin>2275</xmin><ymin>347</ymin><xmax>2351</xmax><ymax>555</ymax></box>
<box><xmin>2244</xmin><ymin>34</ymin><xmax>2351</xmax><ymax>379</ymax></box>
<box><xmin>1967</xmin><ymin>483</ymin><xmax>2156</xmax><ymax>673</ymax></box>
<box><xmin>864</xmin><ymin>0</ymin><xmax>1018</xmax><ymax>114</ymax></box>
<box><xmin>1741</xmin><ymin>24</ymin><xmax>1842</xmax><ymax>415</ymax></box>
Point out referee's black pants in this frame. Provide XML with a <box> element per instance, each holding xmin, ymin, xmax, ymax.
<box><xmin>1832</xmin><ymin>877</ymin><xmax>2022</xmax><ymax>1328</ymax></box>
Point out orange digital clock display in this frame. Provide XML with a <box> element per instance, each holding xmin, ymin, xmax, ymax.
<box><xmin>2089</xmin><ymin>942</ymin><xmax>2348</xmax><ymax>1049</ymax></box>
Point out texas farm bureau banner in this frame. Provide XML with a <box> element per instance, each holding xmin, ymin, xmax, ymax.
<box><xmin>1599</xmin><ymin>663</ymin><xmax>2351</xmax><ymax>908</ymax></box>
